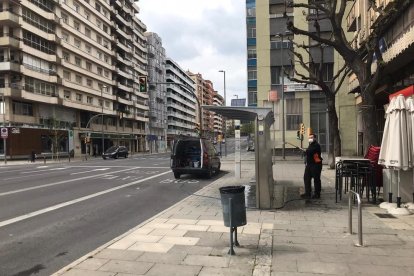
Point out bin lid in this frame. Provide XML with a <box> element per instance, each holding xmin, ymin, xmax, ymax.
<box><xmin>219</xmin><ymin>186</ymin><xmax>245</xmax><ymax>194</ymax></box>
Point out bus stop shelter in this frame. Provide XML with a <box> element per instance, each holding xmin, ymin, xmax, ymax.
<box><xmin>202</xmin><ymin>106</ymin><xmax>275</xmax><ymax>209</ymax></box>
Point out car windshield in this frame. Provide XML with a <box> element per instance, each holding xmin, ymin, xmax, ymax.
<box><xmin>105</xmin><ymin>146</ymin><xmax>118</xmax><ymax>153</ymax></box>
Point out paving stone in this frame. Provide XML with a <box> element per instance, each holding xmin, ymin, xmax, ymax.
<box><xmin>183</xmin><ymin>254</ymin><xmax>229</xmax><ymax>268</ymax></box>
<box><xmin>130</xmin><ymin>228</ymin><xmax>154</xmax><ymax>235</ymax></box>
<box><xmin>253</xmin><ymin>264</ymin><xmax>271</xmax><ymax>276</ymax></box>
<box><xmin>94</xmin><ymin>248</ymin><xmax>143</xmax><ymax>261</ymax></box>
<box><xmin>108</xmin><ymin>238</ymin><xmax>136</xmax><ymax>250</ymax></box>
<box><xmin>176</xmin><ymin>224</ymin><xmax>209</xmax><ymax>232</ymax></box>
<box><xmin>168</xmin><ymin>245</ymin><xmax>213</xmax><ymax>255</ymax></box>
<box><xmin>208</xmin><ymin>225</ymin><xmax>230</xmax><ymax>233</ymax></box>
<box><xmin>142</xmin><ymin>223</ymin><xmax>177</xmax><ymax>229</ymax></box>
<box><xmin>59</xmin><ymin>269</ymin><xmax>115</xmax><ymax>276</ymax></box>
<box><xmin>159</xmin><ymin>236</ymin><xmax>200</xmax><ymax>245</ymax></box>
<box><xmin>197</xmin><ymin>220</ymin><xmax>224</xmax><ymax>226</ymax></box>
<box><xmin>98</xmin><ymin>260</ymin><xmax>153</xmax><ymax>274</ymax></box>
<box><xmin>146</xmin><ymin>263</ymin><xmax>201</xmax><ymax>276</ymax></box>
<box><xmin>149</xmin><ymin>228</ymin><xmax>188</xmax><ymax>237</ymax></box>
<box><xmin>137</xmin><ymin>252</ymin><xmax>187</xmax><ymax>265</ymax></box>
<box><xmin>297</xmin><ymin>261</ymin><xmax>350</xmax><ymax>274</ymax></box>
<box><xmin>167</xmin><ymin>218</ymin><xmax>198</xmax><ymax>225</ymax></box>
<box><xmin>271</xmin><ymin>260</ymin><xmax>297</xmax><ymax>272</ymax></box>
<box><xmin>348</xmin><ymin>263</ymin><xmax>411</xmax><ymax>276</ymax></box>
<box><xmin>199</xmin><ymin>266</ymin><xmax>253</xmax><ymax>276</ymax></box>
<box><xmin>76</xmin><ymin>258</ymin><xmax>109</xmax><ymax>270</ymax></box>
<box><xmin>127</xmin><ymin>234</ymin><xmax>163</xmax><ymax>243</ymax></box>
<box><xmin>128</xmin><ymin>242</ymin><xmax>174</xmax><ymax>253</ymax></box>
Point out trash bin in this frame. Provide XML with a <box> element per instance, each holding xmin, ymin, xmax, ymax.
<box><xmin>219</xmin><ymin>186</ymin><xmax>247</xmax><ymax>227</ymax></box>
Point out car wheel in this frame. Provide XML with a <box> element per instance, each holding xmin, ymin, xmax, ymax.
<box><xmin>216</xmin><ymin>164</ymin><xmax>221</xmax><ymax>174</ymax></box>
<box><xmin>114</xmin><ymin>154</ymin><xmax>118</xmax><ymax>159</ymax></box>
<box><xmin>102</xmin><ymin>157</ymin><xmax>106</xmax><ymax>160</ymax></box>
<box><xmin>205</xmin><ymin>168</ymin><xmax>213</xmax><ymax>179</ymax></box>
<box><xmin>125</xmin><ymin>154</ymin><xmax>128</xmax><ymax>158</ymax></box>
<box><xmin>174</xmin><ymin>172</ymin><xmax>181</xmax><ymax>179</ymax></box>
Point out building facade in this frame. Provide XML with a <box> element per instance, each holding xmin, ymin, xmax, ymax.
<box><xmin>146</xmin><ymin>32</ymin><xmax>167</xmax><ymax>153</ymax></box>
<box><xmin>165</xmin><ymin>58</ymin><xmax>197</xmax><ymax>148</ymax></box>
<box><xmin>246</xmin><ymin>0</ymin><xmax>257</xmax><ymax>107</ymax></box>
<box><xmin>213</xmin><ymin>91</ymin><xmax>224</xmax><ymax>137</ymax></box>
<box><xmin>188</xmin><ymin>72</ymin><xmax>216</xmax><ymax>138</ymax></box>
<box><xmin>251</xmin><ymin>0</ymin><xmax>357</xmax><ymax>155</ymax></box>
<box><xmin>346</xmin><ymin>0</ymin><xmax>414</xmax><ymax>154</ymax></box>
<box><xmin>0</xmin><ymin>0</ymin><xmax>149</xmax><ymax>159</ymax></box>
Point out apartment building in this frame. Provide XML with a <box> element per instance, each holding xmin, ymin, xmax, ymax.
<box><xmin>146</xmin><ymin>32</ymin><xmax>167</xmax><ymax>153</ymax></box>
<box><xmin>346</xmin><ymin>0</ymin><xmax>414</xmax><ymax>154</ymax></box>
<box><xmin>213</xmin><ymin>91</ymin><xmax>224</xmax><ymax>138</ymax></box>
<box><xmin>188</xmin><ymin>72</ymin><xmax>216</xmax><ymax>138</ymax></box>
<box><xmin>251</xmin><ymin>0</ymin><xmax>357</xmax><ymax>155</ymax></box>
<box><xmin>0</xmin><ymin>0</ymin><xmax>149</xmax><ymax>159</ymax></box>
<box><xmin>165</xmin><ymin>58</ymin><xmax>197</xmax><ymax>148</ymax></box>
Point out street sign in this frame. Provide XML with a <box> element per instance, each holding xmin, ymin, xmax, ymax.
<box><xmin>1</xmin><ymin>127</ymin><xmax>8</xmax><ymax>139</ymax></box>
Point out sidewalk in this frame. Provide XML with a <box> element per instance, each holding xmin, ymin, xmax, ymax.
<box><xmin>54</xmin><ymin>158</ymin><xmax>414</xmax><ymax>276</ymax></box>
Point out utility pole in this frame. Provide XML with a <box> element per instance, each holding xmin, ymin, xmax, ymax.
<box><xmin>219</xmin><ymin>70</ymin><xmax>227</xmax><ymax>157</ymax></box>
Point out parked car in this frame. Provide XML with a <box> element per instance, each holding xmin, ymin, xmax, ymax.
<box><xmin>102</xmin><ymin>146</ymin><xmax>128</xmax><ymax>159</ymax></box>
<box><xmin>171</xmin><ymin>137</ymin><xmax>221</xmax><ymax>179</ymax></box>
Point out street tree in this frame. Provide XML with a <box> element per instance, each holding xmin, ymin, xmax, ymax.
<box><xmin>287</xmin><ymin>40</ymin><xmax>349</xmax><ymax>167</ymax></box>
<box><xmin>286</xmin><ymin>0</ymin><xmax>409</xmax><ymax>151</ymax></box>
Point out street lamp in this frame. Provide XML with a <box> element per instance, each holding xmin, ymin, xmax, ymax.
<box><xmin>218</xmin><ymin>70</ymin><xmax>227</xmax><ymax>157</ymax></box>
<box><xmin>101</xmin><ymin>85</ymin><xmax>107</xmax><ymax>155</ymax></box>
<box><xmin>275</xmin><ymin>32</ymin><xmax>288</xmax><ymax>160</ymax></box>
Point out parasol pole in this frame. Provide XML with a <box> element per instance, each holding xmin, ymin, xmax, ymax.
<box><xmin>388</xmin><ymin>168</ymin><xmax>393</xmax><ymax>203</ymax></box>
<box><xmin>397</xmin><ymin>170</ymin><xmax>401</xmax><ymax>208</ymax></box>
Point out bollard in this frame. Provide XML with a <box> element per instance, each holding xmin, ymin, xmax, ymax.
<box><xmin>43</xmin><ymin>155</ymin><xmax>46</xmax><ymax>164</ymax></box>
<box><xmin>348</xmin><ymin>190</ymin><xmax>363</xmax><ymax>247</ymax></box>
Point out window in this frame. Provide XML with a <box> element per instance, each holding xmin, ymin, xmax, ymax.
<box><xmin>248</xmin><ymin>69</ymin><xmax>257</xmax><ymax>80</ymax></box>
<box><xmin>75</xmin><ymin>56</ymin><xmax>81</xmax><ymax>66</ymax></box>
<box><xmin>62</xmin><ymin>32</ymin><xmax>69</xmax><ymax>42</ymax></box>
<box><xmin>85</xmin><ymin>28</ymin><xmax>91</xmax><ymax>38</ymax></box>
<box><xmin>73</xmin><ymin>3</ymin><xmax>79</xmax><ymax>12</ymax></box>
<box><xmin>86</xmin><ymin>62</ymin><xmax>92</xmax><ymax>71</ymax></box>
<box><xmin>247</xmin><ymin>27</ymin><xmax>256</xmax><ymax>38</ymax></box>
<box><xmin>87</xmin><ymin>96</ymin><xmax>93</xmax><ymax>104</ymax></box>
<box><xmin>271</xmin><ymin>66</ymin><xmax>293</xmax><ymax>85</ymax></box>
<box><xmin>63</xmin><ymin>70</ymin><xmax>71</xmax><ymax>80</ymax></box>
<box><xmin>97</xmin><ymin>51</ymin><xmax>102</xmax><ymax>59</ymax></box>
<box><xmin>63</xmin><ymin>51</ymin><xmax>70</xmax><ymax>62</ymax></box>
<box><xmin>86</xmin><ymin>78</ymin><xmax>92</xmax><ymax>87</ymax></box>
<box><xmin>97</xmin><ymin>67</ymin><xmax>103</xmax><ymax>75</ymax></box>
<box><xmin>95</xmin><ymin>3</ymin><xmax>101</xmax><ymax>12</ymax></box>
<box><xmin>103</xmin><ymin>25</ymin><xmax>108</xmax><ymax>33</ymax></box>
<box><xmin>13</xmin><ymin>101</ymin><xmax>33</xmax><ymax>116</ymax></box>
<box><xmin>97</xmin><ymin>36</ymin><xmax>102</xmax><ymax>45</ymax></box>
<box><xmin>75</xmin><ymin>75</ymin><xmax>82</xmax><ymax>84</ymax></box>
<box><xmin>64</xmin><ymin>90</ymin><xmax>71</xmax><ymax>100</ymax></box>
<box><xmin>286</xmin><ymin>99</ymin><xmax>303</xmax><ymax>131</ymax></box>
<box><xmin>74</xmin><ymin>21</ymin><xmax>80</xmax><ymax>31</ymax></box>
<box><xmin>74</xmin><ymin>39</ymin><xmax>81</xmax><ymax>48</ymax></box>
<box><xmin>85</xmin><ymin>11</ymin><xmax>90</xmax><ymax>20</ymax></box>
<box><xmin>96</xmin><ymin>19</ymin><xmax>102</xmax><ymax>28</ymax></box>
<box><xmin>98</xmin><ymin>99</ymin><xmax>103</xmax><ymax>107</ymax></box>
<box><xmin>86</xmin><ymin>45</ymin><xmax>91</xmax><ymax>54</ymax></box>
<box><xmin>103</xmin><ymin>40</ymin><xmax>109</xmax><ymax>49</ymax></box>
<box><xmin>104</xmin><ymin>70</ymin><xmax>109</xmax><ymax>78</ymax></box>
<box><xmin>105</xmin><ymin>101</ymin><xmax>110</xmax><ymax>108</ymax></box>
<box><xmin>248</xmin><ymin>49</ymin><xmax>256</xmax><ymax>59</ymax></box>
<box><xmin>104</xmin><ymin>55</ymin><xmax>109</xmax><ymax>63</ymax></box>
<box><xmin>62</xmin><ymin>13</ymin><xmax>68</xmax><ymax>24</ymax></box>
<box><xmin>76</xmin><ymin>93</ymin><xmax>82</xmax><ymax>102</ymax></box>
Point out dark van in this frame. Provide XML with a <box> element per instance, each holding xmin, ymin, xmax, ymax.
<box><xmin>171</xmin><ymin>137</ymin><xmax>221</xmax><ymax>179</ymax></box>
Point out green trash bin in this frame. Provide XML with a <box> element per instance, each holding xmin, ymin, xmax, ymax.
<box><xmin>219</xmin><ymin>186</ymin><xmax>247</xmax><ymax>227</ymax></box>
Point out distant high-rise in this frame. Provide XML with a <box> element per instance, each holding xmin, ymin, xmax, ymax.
<box><xmin>165</xmin><ymin>58</ymin><xmax>197</xmax><ymax>147</ymax></box>
<box><xmin>146</xmin><ymin>32</ymin><xmax>167</xmax><ymax>153</ymax></box>
<box><xmin>246</xmin><ymin>0</ymin><xmax>257</xmax><ymax>107</ymax></box>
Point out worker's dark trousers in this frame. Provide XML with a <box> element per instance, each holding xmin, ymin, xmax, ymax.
<box><xmin>304</xmin><ymin>163</ymin><xmax>322</xmax><ymax>196</ymax></box>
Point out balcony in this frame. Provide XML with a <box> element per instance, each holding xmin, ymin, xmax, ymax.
<box><xmin>116</xmin><ymin>96</ymin><xmax>133</xmax><ymax>105</ymax></box>
<box><xmin>0</xmin><ymin>35</ymin><xmax>20</xmax><ymax>48</ymax></box>
<box><xmin>0</xmin><ymin>61</ymin><xmax>21</xmax><ymax>72</ymax></box>
<box><xmin>118</xmin><ymin>82</ymin><xmax>133</xmax><ymax>93</ymax></box>
<box><xmin>115</xmin><ymin>26</ymin><xmax>132</xmax><ymax>41</ymax></box>
<box><xmin>0</xmin><ymin>10</ymin><xmax>20</xmax><ymax>26</ymax></box>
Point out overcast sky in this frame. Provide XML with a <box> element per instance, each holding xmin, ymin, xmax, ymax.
<box><xmin>138</xmin><ymin>0</ymin><xmax>247</xmax><ymax>105</ymax></box>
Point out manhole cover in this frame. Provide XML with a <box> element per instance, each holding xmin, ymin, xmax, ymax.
<box><xmin>375</xmin><ymin>213</ymin><xmax>397</xmax><ymax>219</ymax></box>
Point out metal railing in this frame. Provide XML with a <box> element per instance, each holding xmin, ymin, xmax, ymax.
<box><xmin>348</xmin><ymin>190</ymin><xmax>363</xmax><ymax>247</ymax></box>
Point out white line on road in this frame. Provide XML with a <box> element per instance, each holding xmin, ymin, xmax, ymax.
<box><xmin>0</xmin><ymin>167</ymin><xmax>143</xmax><ymax>196</ymax></box>
<box><xmin>70</xmin><ymin>168</ymin><xmax>110</xmax><ymax>175</ymax></box>
<box><xmin>0</xmin><ymin>170</ymin><xmax>171</xmax><ymax>229</ymax></box>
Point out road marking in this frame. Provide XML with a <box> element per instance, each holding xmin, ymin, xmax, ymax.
<box><xmin>70</xmin><ymin>168</ymin><xmax>110</xmax><ymax>175</ymax></box>
<box><xmin>0</xmin><ymin>167</ymin><xmax>145</xmax><ymax>196</ymax></box>
<box><xmin>20</xmin><ymin>167</ymin><xmax>67</xmax><ymax>174</ymax></box>
<box><xmin>0</xmin><ymin>170</ymin><xmax>171</xmax><ymax>229</ymax></box>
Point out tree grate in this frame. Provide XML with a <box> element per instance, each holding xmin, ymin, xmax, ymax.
<box><xmin>375</xmin><ymin>213</ymin><xmax>397</xmax><ymax>219</ymax></box>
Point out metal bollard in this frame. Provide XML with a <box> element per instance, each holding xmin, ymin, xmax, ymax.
<box><xmin>43</xmin><ymin>155</ymin><xmax>46</xmax><ymax>164</ymax></box>
<box><xmin>348</xmin><ymin>190</ymin><xmax>363</xmax><ymax>247</ymax></box>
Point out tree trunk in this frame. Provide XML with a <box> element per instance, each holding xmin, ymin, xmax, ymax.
<box><xmin>326</xmin><ymin>94</ymin><xmax>341</xmax><ymax>169</ymax></box>
<box><xmin>360</xmin><ymin>88</ymin><xmax>379</xmax><ymax>153</ymax></box>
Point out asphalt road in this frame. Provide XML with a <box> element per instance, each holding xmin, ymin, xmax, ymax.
<box><xmin>0</xmin><ymin>153</ymin><xmax>225</xmax><ymax>276</ymax></box>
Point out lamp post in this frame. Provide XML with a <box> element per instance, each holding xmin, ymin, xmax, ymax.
<box><xmin>218</xmin><ymin>70</ymin><xmax>227</xmax><ymax>157</ymax></box>
<box><xmin>1</xmin><ymin>92</ymin><xmax>6</xmax><ymax>164</ymax></box>
<box><xmin>101</xmin><ymin>85</ymin><xmax>107</xmax><ymax>155</ymax></box>
<box><xmin>275</xmin><ymin>33</ymin><xmax>286</xmax><ymax>160</ymax></box>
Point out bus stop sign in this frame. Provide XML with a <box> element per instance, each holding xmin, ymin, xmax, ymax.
<box><xmin>1</xmin><ymin>127</ymin><xmax>8</xmax><ymax>139</ymax></box>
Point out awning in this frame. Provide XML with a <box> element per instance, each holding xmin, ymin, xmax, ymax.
<box><xmin>202</xmin><ymin>106</ymin><xmax>274</xmax><ymax>126</ymax></box>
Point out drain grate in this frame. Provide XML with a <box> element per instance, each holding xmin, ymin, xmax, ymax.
<box><xmin>375</xmin><ymin>213</ymin><xmax>397</xmax><ymax>219</ymax></box>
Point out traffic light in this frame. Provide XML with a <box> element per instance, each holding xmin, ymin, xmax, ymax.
<box><xmin>138</xmin><ymin>76</ymin><xmax>147</xmax><ymax>93</ymax></box>
<box><xmin>300</xmin><ymin>123</ymin><xmax>305</xmax><ymax>135</ymax></box>
<box><xmin>296</xmin><ymin>130</ymin><xmax>300</xmax><ymax>140</ymax></box>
